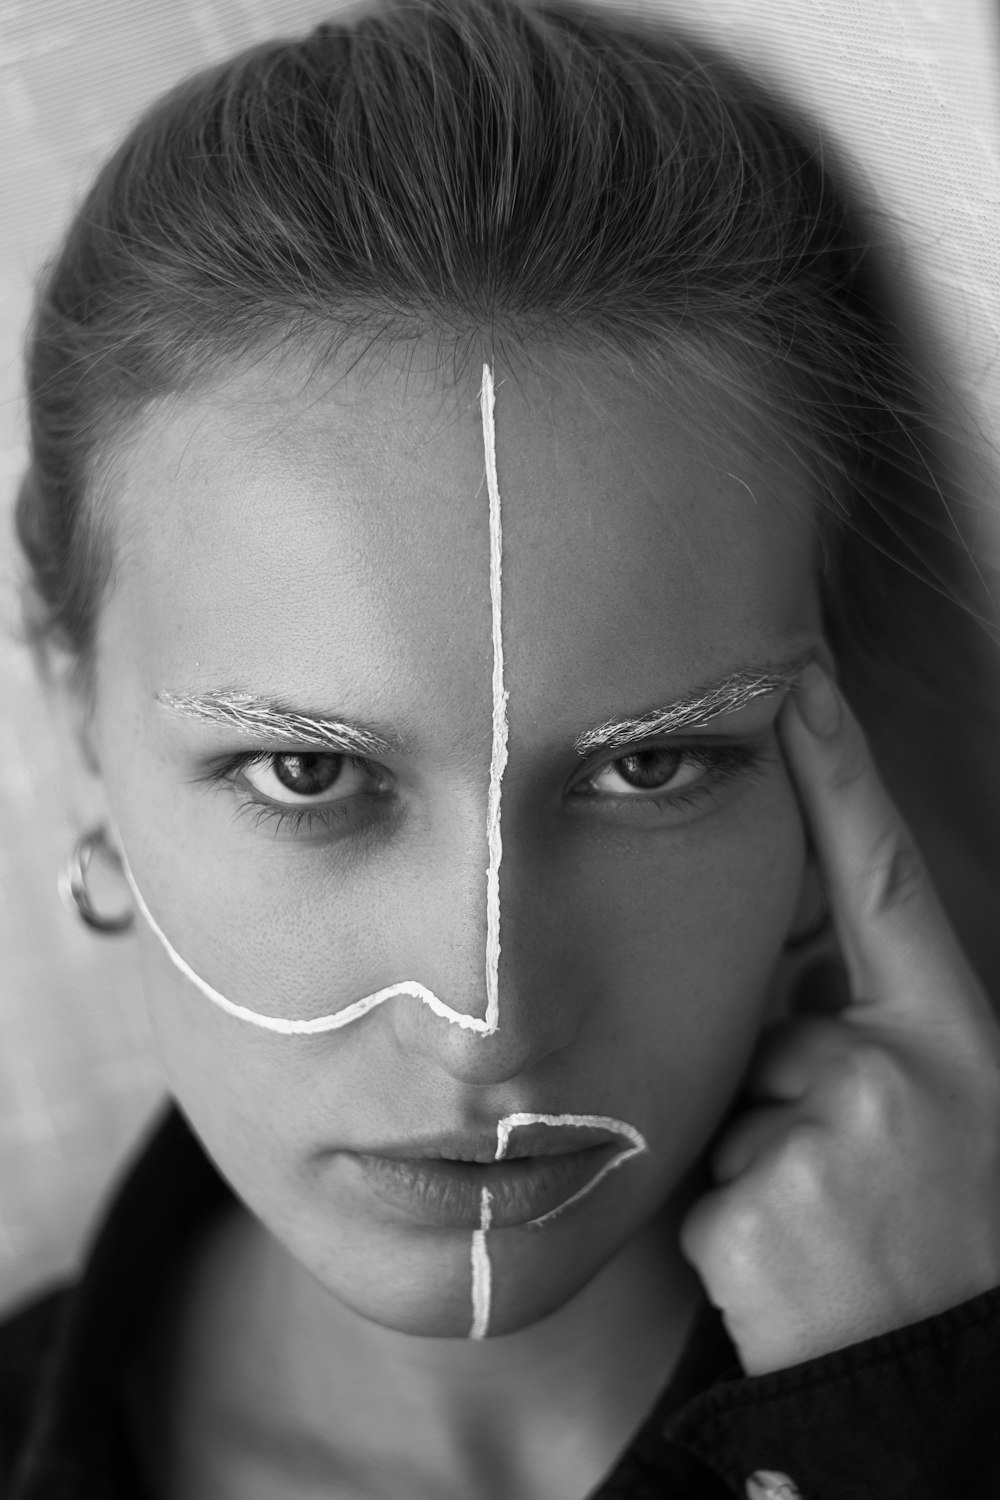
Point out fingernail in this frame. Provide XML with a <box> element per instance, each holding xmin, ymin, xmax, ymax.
<box><xmin>794</xmin><ymin>662</ymin><xmax>841</xmax><ymax>737</ymax></box>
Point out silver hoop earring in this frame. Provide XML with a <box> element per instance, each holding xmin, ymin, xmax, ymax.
<box><xmin>58</xmin><ymin>826</ymin><xmax>134</xmax><ymax>934</ymax></box>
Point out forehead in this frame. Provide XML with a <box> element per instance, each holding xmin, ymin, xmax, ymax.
<box><xmin>100</xmin><ymin>348</ymin><xmax>820</xmax><ymax>742</ymax></box>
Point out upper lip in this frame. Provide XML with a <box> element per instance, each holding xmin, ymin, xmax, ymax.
<box><xmin>354</xmin><ymin>1122</ymin><xmax>626</xmax><ymax>1164</ymax></box>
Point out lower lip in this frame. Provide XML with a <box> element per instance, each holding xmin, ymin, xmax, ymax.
<box><xmin>348</xmin><ymin>1144</ymin><xmax>620</xmax><ymax>1228</ymax></box>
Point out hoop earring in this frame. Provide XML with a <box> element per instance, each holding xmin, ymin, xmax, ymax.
<box><xmin>783</xmin><ymin>901</ymin><xmax>832</xmax><ymax>952</ymax></box>
<box><xmin>58</xmin><ymin>826</ymin><xmax>134</xmax><ymax>934</ymax></box>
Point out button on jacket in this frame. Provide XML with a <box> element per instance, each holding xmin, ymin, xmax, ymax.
<box><xmin>2</xmin><ymin>1105</ymin><xmax>999</xmax><ymax>1498</ymax></box>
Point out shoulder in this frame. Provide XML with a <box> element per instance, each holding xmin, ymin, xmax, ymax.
<box><xmin>0</xmin><ymin>1284</ymin><xmax>73</xmax><ymax>1485</ymax></box>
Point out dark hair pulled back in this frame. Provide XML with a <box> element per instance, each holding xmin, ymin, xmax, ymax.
<box><xmin>17</xmin><ymin>0</ymin><xmax>924</xmax><ymax>661</ymax></box>
<box><xmin>15</xmin><ymin>0</ymin><xmax>1000</xmax><ymax>981</ymax></box>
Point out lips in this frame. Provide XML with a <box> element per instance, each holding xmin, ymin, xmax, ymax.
<box><xmin>378</xmin><ymin>1121</ymin><xmax>627</xmax><ymax>1164</ymax></box>
<box><xmin>349</xmin><ymin>1141</ymin><xmax>622</xmax><ymax>1228</ymax></box>
<box><xmin>335</xmin><ymin>1117</ymin><xmax>639</xmax><ymax>1229</ymax></box>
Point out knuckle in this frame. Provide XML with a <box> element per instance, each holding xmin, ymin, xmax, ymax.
<box><xmin>718</xmin><ymin>1197</ymin><xmax>771</xmax><ymax>1270</ymax></box>
<box><xmin>682</xmin><ymin>1189</ymin><xmax>767</xmax><ymax>1282</ymax></box>
<box><xmin>827</xmin><ymin>1041</ymin><xmax>906</xmax><ymax>1131</ymax></box>
<box><xmin>775</xmin><ymin>1118</ymin><xmax>825</xmax><ymax>1176</ymax></box>
<box><xmin>759</xmin><ymin>1119</ymin><xmax>828</xmax><ymax>1206</ymax></box>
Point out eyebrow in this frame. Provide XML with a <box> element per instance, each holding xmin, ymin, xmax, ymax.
<box><xmin>156</xmin><ymin>689</ymin><xmax>403</xmax><ymax>758</ymax></box>
<box><xmin>159</xmin><ymin>654</ymin><xmax>810</xmax><ymax>763</ymax></box>
<box><xmin>573</xmin><ymin>656</ymin><xmax>811</xmax><ymax>757</ymax></box>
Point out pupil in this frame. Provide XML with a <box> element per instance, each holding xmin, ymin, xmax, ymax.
<box><xmin>617</xmin><ymin>748</ymin><xmax>682</xmax><ymax>789</ymax></box>
<box><xmin>273</xmin><ymin>753</ymin><xmax>343</xmax><ymax>796</ymax></box>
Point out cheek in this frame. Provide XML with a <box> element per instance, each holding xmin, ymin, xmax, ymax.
<box><xmin>552</xmin><ymin>770</ymin><xmax>806</xmax><ymax>1119</ymax></box>
<box><xmin>130</xmin><ymin>930</ymin><xmax>277</xmax><ymax>1123</ymax></box>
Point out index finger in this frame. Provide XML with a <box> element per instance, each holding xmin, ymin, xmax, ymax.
<box><xmin>778</xmin><ymin>662</ymin><xmax>985</xmax><ymax>1022</ymax></box>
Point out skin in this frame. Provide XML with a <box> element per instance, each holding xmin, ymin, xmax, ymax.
<box><xmin>688</xmin><ymin>665</ymin><xmax>1000</xmax><ymax>1375</ymax></box>
<box><xmin>61</xmin><ymin>344</ymin><xmax>1000</xmax><ymax>1497</ymax></box>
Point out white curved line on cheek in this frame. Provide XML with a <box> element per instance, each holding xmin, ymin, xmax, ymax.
<box><xmin>119</xmin><ymin>859</ymin><xmax>493</xmax><ymax>1035</ymax></box>
<box><xmin>119</xmin><ymin>363</ymin><xmax>507</xmax><ymax>1042</ymax></box>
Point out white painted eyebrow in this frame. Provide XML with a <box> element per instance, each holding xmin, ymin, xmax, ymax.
<box><xmin>156</xmin><ymin>689</ymin><xmax>402</xmax><ymax>759</ymax></box>
<box><xmin>573</xmin><ymin>657</ymin><xmax>811</xmax><ymax>757</ymax></box>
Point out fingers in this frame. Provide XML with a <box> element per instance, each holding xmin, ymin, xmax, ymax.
<box><xmin>778</xmin><ymin>663</ymin><xmax>985</xmax><ymax>1024</ymax></box>
<box><xmin>712</xmin><ymin>1016</ymin><xmax>852</xmax><ymax>1182</ymax></box>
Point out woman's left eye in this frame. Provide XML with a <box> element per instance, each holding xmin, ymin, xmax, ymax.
<box><xmin>574</xmin><ymin>742</ymin><xmax>760</xmax><ymax>806</ymax></box>
<box><xmin>583</xmin><ymin>747</ymin><xmax>701</xmax><ymax>797</ymax></box>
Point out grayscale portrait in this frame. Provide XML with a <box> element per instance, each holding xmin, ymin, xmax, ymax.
<box><xmin>2</xmin><ymin>2</ymin><xmax>999</xmax><ymax>1496</ymax></box>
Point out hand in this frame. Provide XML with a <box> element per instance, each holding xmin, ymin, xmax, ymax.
<box><xmin>680</xmin><ymin>661</ymin><xmax>1000</xmax><ymax>1376</ymax></box>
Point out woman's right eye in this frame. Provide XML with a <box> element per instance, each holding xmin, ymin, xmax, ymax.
<box><xmin>236</xmin><ymin>752</ymin><xmax>384</xmax><ymax>808</ymax></box>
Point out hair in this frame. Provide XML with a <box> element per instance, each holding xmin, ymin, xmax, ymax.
<box><xmin>14</xmin><ymin>0</ymin><xmax>1000</xmax><ymax>984</ymax></box>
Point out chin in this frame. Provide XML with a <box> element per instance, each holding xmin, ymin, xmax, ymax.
<box><xmin>304</xmin><ymin>1213</ymin><xmax>629</xmax><ymax>1342</ymax></box>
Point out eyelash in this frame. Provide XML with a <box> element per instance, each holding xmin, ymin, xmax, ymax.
<box><xmin>199</xmin><ymin>753</ymin><xmax>385</xmax><ymax>839</ymax></box>
<box><xmin>572</xmin><ymin>740</ymin><xmax>765</xmax><ymax>814</ymax></box>
<box><xmin>199</xmin><ymin>740</ymin><xmax>768</xmax><ymax>841</ymax></box>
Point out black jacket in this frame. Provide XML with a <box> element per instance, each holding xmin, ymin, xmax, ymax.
<box><xmin>2</xmin><ymin>1103</ymin><xmax>999</xmax><ymax>1498</ymax></box>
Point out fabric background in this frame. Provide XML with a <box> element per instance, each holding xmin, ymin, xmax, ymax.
<box><xmin>0</xmin><ymin>0</ymin><xmax>997</xmax><ymax>1314</ymax></box>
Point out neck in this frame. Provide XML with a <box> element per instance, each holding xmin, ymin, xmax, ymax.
<box><xmin>189</xmin><ymin>1203</ymin><xmax>701</xmax><ymax>1500</ymax></box>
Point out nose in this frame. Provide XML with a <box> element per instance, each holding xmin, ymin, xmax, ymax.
<box><xmin>386</xmin><ymin>804</ymin><xmax>584</xmax><ymax>1085</ymax></box>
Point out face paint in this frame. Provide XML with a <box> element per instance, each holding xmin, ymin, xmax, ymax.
<box><xmin>496</xmin><ymin>1114</ymin><xmax>647</xmax><ymax>1226</ymax></box>
<box><xmin>467</xmin><ymin>1113</ymin><xmax>648</xmax><ymax>1339</ymax></box>
<box><xmin>481</xmin><ymin>360</ymin><xmax>508</xmax><ymax>1038</ymax></box>
<box><xmin>117</xmin><ymin>870</ymin><xmax>495</xmax><ymax>1035</ymax></box>
<box><xmin>118</xmin><ymin>364</ymin><xmax>507</xmax><ymax>1039</ymax></box>
<box><xmin>119</xmin><ymin>363</ymin><xmax>647</xmax><ymax>1340</ymax></box>
<box><xmin>469</xmin><ymin>1186</ymin><xmax>493</xmax><ymax>1340</ymax></box>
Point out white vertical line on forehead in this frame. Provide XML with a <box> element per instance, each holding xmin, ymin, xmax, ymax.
<box><xmin>481</xmin><ymin>362</ymin><xmax>508</xmax><ymax>1038</ymax></box>
<box><xmin>464</xmin><ymin>365</ymin><xmax>505</xmax><ymax>1338</ymax></box>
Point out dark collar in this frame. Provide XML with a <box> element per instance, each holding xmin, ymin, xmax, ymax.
<box><xmin>14</xmin><ymin>1104</ymin><xmax>227</xmax><ymax>1496</ymax></box>
<box><xmin>12</xmin><ymin>1104</ymin><xmax>739</xmax><ymax>1499</ymax></box>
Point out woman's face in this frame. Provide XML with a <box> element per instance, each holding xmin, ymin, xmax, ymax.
<box><xmin>86</xmin><ymin>345</ymin><xmax>823</xmax><ymax>1337</ymax></box>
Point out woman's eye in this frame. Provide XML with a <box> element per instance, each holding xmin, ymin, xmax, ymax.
<box><xmin>239</xmin><ymin>752</ymin><xmax>378</xmax><ymax>806</ymax></box>
<box><xmin>582</xmin><ymin>746</ymin><xmax>705</xmax><ymax>798</ymax></box>
<box><xmin>573</xmin><ymin>740</ymin><xmax>763</xmax><ymax>810</ymax></box>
